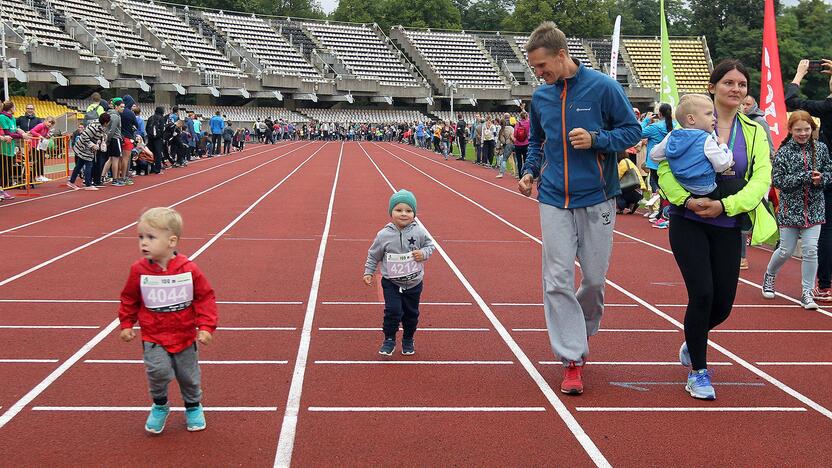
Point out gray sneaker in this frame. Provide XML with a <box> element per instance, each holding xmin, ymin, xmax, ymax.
<box><xmin>762</xmin><ymin>272</ymin><xmax>776</xmax><ymax>299</ymax></box>
<box><xmin>801</xmin><ymin>290</ymin><xmax>819</xmax><ymax>310</ymax></box>
<box><xmin>378</xmin><ymin>338</ymin><xmax>395</xmax><ymax>356</ymax></box>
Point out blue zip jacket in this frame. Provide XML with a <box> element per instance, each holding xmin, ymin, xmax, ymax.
<box><xmin>210</xmin><ymin>115</ymin><xmax>225</xmax><ymax>135</ymax></box>
<box><xmin>120</xmin><ymin>95</ymin><xmax>138</xmax><ymax>139</ymax></box>
<box><xmin>641</xmin><ymin>118</ymin><xmax>672</xmax><ymax>170</ymax></box>
<box><xmin>523</xmin><ymin>62</ymin><xmax>642</xmax><ymax>209</ymax></box>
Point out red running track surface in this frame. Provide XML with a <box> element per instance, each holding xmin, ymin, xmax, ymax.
<box><xmin>0</xmin><ymin>141</ymin><xmax>830</xmax><ymax>466</ymax></box>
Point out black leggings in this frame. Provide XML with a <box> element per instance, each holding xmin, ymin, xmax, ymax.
<box><xmin>669</xmin><ymin>215</ymin><xmax>741</xmax><ymax>370</ymax></box>
<box><xmin>514</xmin><ymin>145</ymin><xmax>528</xmax><ymax>175</ymax></box>
<box><xmin>381</xmin><ymin>278</ymin><xmax>422</xmax><ymax>340</ymax></box>
<box><xmin>816</xmin><ymin>191</ymin><xmax>832</xmax><ymax>288</ymax></box>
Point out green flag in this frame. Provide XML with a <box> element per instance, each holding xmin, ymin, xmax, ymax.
<box><xmin>660</xmin><ymin>0</ymin><xmax>679</xmax><ymax>108</ymax></box>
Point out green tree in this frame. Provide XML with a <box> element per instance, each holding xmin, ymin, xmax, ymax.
<box><xmin>612</xmin><ymin>0</ymin><xmax>688</xmax><ymax>37</ymax></box>
<box><xmin>384</xmin><ymin>0</ymin><xmax>462</xmax><ymax>29</ymax></box>
<box><xmin>461</xmin><ymin>0</ymin><xmax>511</xmax><ymax>31</ymax></box>
<box><xmin>268</xmin><ymin>0</ymin><xmax>326</xmax><ymax>19</ymax></box>
<box><xmin>331</xmin><ymin>0</ymin><xmax>384</xmax><ymax>24</ymax></box>
<box><xmin>501</xmin><ymin>0</ymin><xmax>554</xmax><ymax>32</ymax></box>
<box><xmin>504</xmin><ymin>0</ymin><xmax>615</xmax><ymax>37</ymax></box>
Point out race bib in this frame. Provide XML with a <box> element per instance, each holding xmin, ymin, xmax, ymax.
<box><xmin>140</xmin><ymin>272</ymin><xmax>194</xmax><ymax>312</ymax></box>
<box><xmin>386</xmin><ymin>252</ymin><xmax>423</xmax><ymax>281</ymax></box>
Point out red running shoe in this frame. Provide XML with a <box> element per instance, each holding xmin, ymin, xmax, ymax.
<box><xmin>560</xmin><ymin>361</ymin><xmax>584</xmax><ymax>395</ymax></box>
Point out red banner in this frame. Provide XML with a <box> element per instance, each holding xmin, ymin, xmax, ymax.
<box><xmin>761</xmin><ymin>0</ymin><xmax>788</xmax><ymax>150</ymax></box>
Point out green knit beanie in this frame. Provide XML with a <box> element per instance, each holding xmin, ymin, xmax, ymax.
<box><xmin>389</xmin><ymin>189</ymin><xmax>417</xmax><ymax>215</ymax></box>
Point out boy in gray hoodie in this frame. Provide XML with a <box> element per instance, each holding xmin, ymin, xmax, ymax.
<box><xmin>364</xmin><ymin>190</ymin><xmax>435</xmax><ymax>356</ymax></box>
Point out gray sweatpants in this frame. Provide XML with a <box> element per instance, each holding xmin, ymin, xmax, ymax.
<box><xmin>540</xmin><ymin>199</ymin><xmax>615</xmax><ymax>365</ymax></box>
<box><xmin>143</xmin><ymin>341</ymin><xmax>202</xmax><ymax>405</ymax></box>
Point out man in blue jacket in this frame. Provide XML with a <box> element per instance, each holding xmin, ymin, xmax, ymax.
<box><xmin>210</xmin><ymin>111</ymin><xmax>225</xmax><ymax>156</ymax></box>
<box><xmin>519</xmin><ymin>22</ymin><xmax>641</xmax><ymax>396</ymax></box>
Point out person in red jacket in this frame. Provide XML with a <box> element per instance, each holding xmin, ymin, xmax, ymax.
<box><xmin>118</xmin><ymin>207</ymin><xmax>218</xmax><ymax>434</ymax></box>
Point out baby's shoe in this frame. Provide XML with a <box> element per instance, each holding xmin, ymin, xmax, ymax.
<box><xmin>145</xmin><ymin>404</ymin><xmax>170</xmax><ymax>434</ymax></box>
<box><xmin>185</xmin><ymin>404</ymin><xmax>207</xmax><ymax>432</ymax></box>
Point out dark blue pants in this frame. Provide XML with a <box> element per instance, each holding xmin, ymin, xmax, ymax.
<box><xmin>69</xmin><ymin>156</ymin><xmax>94</xmax><ymax>186</ymax></box>
<box><xmin>381</xmin><ymin>278</ymin><xmax>422</xmax><ymax>340</ymax></box>
<box><xmin>817</xmin><ymin>191</ymin><xmax>832</xmax><ymax>288</ymax></box>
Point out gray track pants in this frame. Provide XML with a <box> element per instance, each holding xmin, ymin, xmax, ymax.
<box><xmin>540</xmin><ymin>199</ymin><xmax>615</xmax><ymax>365</ymax></box>
<box><xmin>143</xmin><ymin>341</ymin><xmax>202</xmax><ymax>404</ymax></box>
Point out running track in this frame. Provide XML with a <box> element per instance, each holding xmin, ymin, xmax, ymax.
<box><xmin>0</xmin><ymin>141</ymin><xmax>829</xmax><ymax>466</ymax></box>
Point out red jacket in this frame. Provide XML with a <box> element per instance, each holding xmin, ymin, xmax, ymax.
<box><xmin>118</xmin><ymin>254</ymin><xmax>218</xmax><ymax>353</ymax></box>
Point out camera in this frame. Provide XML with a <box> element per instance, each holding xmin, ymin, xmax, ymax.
<box><xmin>808</xmin><ymin>60</ymin><xmax>826</xmax><ymax>72</ymax></box>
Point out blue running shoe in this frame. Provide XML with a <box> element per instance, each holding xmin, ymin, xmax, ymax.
<box><xmin>401</xmin><ymin>338</ymin><xmax>415</xmax><ymax>355</ymax></box>
<box><xmin>679</xmin><ymin>342</ymin><xmax>691</xmax><ymax>367</ymax></box>
<box><xmin>185</xmin><ymin>404</ymin><xmax>207</xmax><ymax>432</ymax></box>
<box><xmin>686</xmin><ymin>369</ymin><xmax>716</xmax><ymax>400</ymax></box>
<box><xmin>378</xmin><ymin>338</ymin><xmax>395</xmax><ymax>356</ymax></box>
<box><xmin>145</xmin><ymin>404</ymin><xmax>170</xmax><ymax>434</ymax></box>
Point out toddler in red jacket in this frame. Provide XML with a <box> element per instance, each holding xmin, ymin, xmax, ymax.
<box><xmin>118</xmin><ymin>207</ymin><xmax>218</xmax><ymax>434</ymax></box>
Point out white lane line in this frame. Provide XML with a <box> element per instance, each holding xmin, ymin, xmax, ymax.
<box><xmin>0</xmin><ymin>325</ymin><xmax>100</xmax><ymax>329</ymax></box>
<box><xmin>367</xmin><ymin>144</ymin><xmax>611</xmax><ymax>467</ymax></box>
<box><xmin>712</xmin><ymin>329</ymin><xmax>832</xmax><ymax>333</ymax></box>
<box><xmin>318</xmin><ymin>327</ymin><xmax>490</xmax><ymax>332</ymax></box>
<box><xmin>492</xmin><ymin>303</ymin><xmax>638</xmax><ymax>307</ymax></box>
<box><xmin>756</xmin><ymin>362</ymin><xmax>832</xmax><ymax>366</ymax></box>
<box><xmin>308</xmin><ymin>406</ymin><xmax>546</xmax><ymax>412</ymax></box>
<box><xmin>0</xmin><ymin>144</ymin><xmax>322</xmax><ymax>430</ymax></box>
<box><xmin>0</xmin><ymin>142</ymin><xmax>304</xmax><ymax>233</ymax></box>
<box><xmin>32</xmin><ymin>406</ymin><xmax>278</xmax><ymax>412</ymax></box>
<box><xmin>575</xmin><ymin>407</ymin><xmax>806</xmax><ymax>413</ymax></box>
<box><xmin>0</xmin><ymin>299</ymin><xmax>301</xmax><ymax>305</ymax></box>
<box><xmin>274</xmin><ymin>143</ymin><xmax>342</xmax><ymax>468</ymax></box>
<box><xmin>218</xmin><ymin>327</ymin><xmax>298</xmax><ymax>331</ymax></box>
<box><xmin>540</xmin><ymin>361</ymin><xmax>734</xmax><ymax>366</ymax></box>
<box><xmin>314</xmin><ymin>360</ymin><xmax>514</xmax><ymax>365</ymax></box>
<box><xmin>658</xmin><ymin>303</ymin><xmax>801</xmax><ymax>308</ymax></box>
<box><xmin>615</xmin><ymin>230</ymin><xmax>832</xmax><ymax>320</ymax></box>
<box><xmin>382</xmin><ymin>144</ymin><xmax>832</xmax><ymax>423</ymax></box>
<box><xmin>0</xmin><ymin>142</ymin><xmax>314</xmax><ymax>289</ymax></box>
<box><xmin>84</xmin><ymin>360</ymin><xmax>288</xmax><ymax>365</ymax></box>
<box><xmin>512</xmin><ymin>328</ymin><xmax>678</xmax><ymax>333</ymax></box>
<box><xmin>0</xmin><ymin>359</ymin><xmax>59</xmax><ymax>363</ymax></box>
<box><xmin>320</xmin><ymin>301</ymin><xmax>472</xmax><ymax>306</ymax></box>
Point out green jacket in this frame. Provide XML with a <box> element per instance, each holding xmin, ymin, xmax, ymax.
<box><xmin>658</xmin><ymin>112</ymin><xmax>779</xmax><ymax>245</ymax></box>
<box><xmin>0</xmin><ymin>112</ymin><xmax>18</xmax><ymax>157</ymax></box>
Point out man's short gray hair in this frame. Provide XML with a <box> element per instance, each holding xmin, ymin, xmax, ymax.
<box><xmin>526</xmin><ymin>22</ymin><xmax>569</xmax><ymax>57</ymax></box>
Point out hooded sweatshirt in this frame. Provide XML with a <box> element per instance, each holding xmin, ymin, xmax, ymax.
<box><xmin>650</xmin><ymin>128</ymin><xmax>733</xmax><ymax>195</ymax></box>
<box><xmin>106</xmin><ymin>107</ymin><xmax>122</xmax><ymax>141</ymax></box>
<box><xmin>364</xmin><ymin>221</ymin><xmax>435</xmax><ymax>290</ymax></box>
<box><xmin>120</xmin><ymin>95</ymin><xmax>138</xmax><ymax>140</ymax></box>
<box><xmin>118</xmin><ymin>253</ymin><xmax>218</xmax><ymax>353</ymax></box>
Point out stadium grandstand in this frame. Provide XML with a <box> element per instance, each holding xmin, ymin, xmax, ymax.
<box><xmin>0</xmin><ymin>0</ymin><xmax>714</xmax><ymax>121</ymax></box>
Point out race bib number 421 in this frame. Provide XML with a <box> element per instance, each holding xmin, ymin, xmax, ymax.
<box><xmin>386</xmin><ymin>252</ymin><xmax>423</xmax><ymax>280</ymax></box>
<box><xmin>140</xmin><ymin>272</ymin><xmax>194</xmax><ymax>312</ymax></box>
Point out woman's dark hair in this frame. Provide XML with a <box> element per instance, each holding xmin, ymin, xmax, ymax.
<box><xmin>99</xmin><ymin>113</ymin><xmax>111</xmax><ymax>125</ymax></box>
<box><xmin>1</xmin><ymin>100</ymin><xmax>14</xmax><ymax>113</ymax></box>
<box><xmin>659</xmin><ymin>103</ymin><xmax>673</xmax><ymax>132</ymax></box>
<box><xmin>709</xmin><ymin>60</ymin><xmax>750</xmax><ymax>95</ymax></box>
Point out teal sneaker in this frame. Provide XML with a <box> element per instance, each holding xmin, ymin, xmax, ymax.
<box><xmin>145</xmin><ymin>404</ymin><xmax>170</xmax><ymax>434</ymax></box>
<box><xmin>185</xmin><ymin>404</ymin><xmax>207</xmax><ymax>432</ymax></box>
<box><xmin>679</xmin><ymin>342</ymin><xmax>691</xmax><ymax>367</ymax></box>
<box><xmin>686</xmin><ymin>369</ymin><xmax>716</xmax><ymax>400</ymax></box>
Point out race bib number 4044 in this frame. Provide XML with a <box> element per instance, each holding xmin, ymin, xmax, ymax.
<box><xmin>386</xmin><ymin>252</ymin><xmax>423</xmax><ymax>280</ymax></box>
<box><xmin>140</xmin><ymin>272</ymin><xmax>194</xmax><ymax>312</ymax></box>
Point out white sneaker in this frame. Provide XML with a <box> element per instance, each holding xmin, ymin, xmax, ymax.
<box><xmin>66</xmin><ymin>182</ymin><xmax>80</xmax><ymax>190</ymax></box>
<box><xmin>84</xmin><ymin>185</ymin><xmax>99</xmax><ymax>191</ymax></box>
<box><xmin>496</xmin><ymin>174</ymin><xmax>503</xmax><ymax>178</ymax></box>
<box><xmin>645</xmin><ymin>193</ymin><xmax>661</xmax><ymax>207</ymax></box>
<box><xmin>36</xmin><ymin>176</ymin><xmax>50</xmax><ymax>183</ymax></box>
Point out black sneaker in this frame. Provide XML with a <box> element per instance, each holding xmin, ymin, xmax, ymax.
<box><xmin>378</xmin><ymin>338</ymin><xmax>395</xmax><ymax>356</ymax></box>
<box><xmin>801</xmin><ymin>290</ymin><xmax>819</xmax><ymax>310</ymax></box>
<box><xmin>762</xmin><ymin>272</ymin><xmax>776</xmax><ymax>299</ymax></box>
<box><xmin>401</xmin><ymin>339</ymin><xmax>415</xmax><ymax>355</ymax></box>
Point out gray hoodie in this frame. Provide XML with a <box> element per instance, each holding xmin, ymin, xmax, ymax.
<box><xmin>364</xmin><ymin>221</ymin><xmax>435</xmax><ymax>289</ymax></box>
<box><xmin>107</xmin><ymin>107</ymin><xmax>122</xmax><ymax>141</ymax></box>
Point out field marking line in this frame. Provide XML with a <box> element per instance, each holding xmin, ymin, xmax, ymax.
<box><xmin>657</xmin><ymin>303</ymin><xmax>801</xmax><ymax>308</ymax></box>
<box><xmin>0</xmin><ymin>299</ymin><xmax>302</xmax><ymax>305</ymax></box>
<box><xmin>491</xmin><ymin>303</ymin><xmax>637</xmax><ymax>307</ymax></box>
<box><xmin>274</xmin><ymin>143</ymin><xmax>343</xmax><ymax>468</ymax></box>
<box><xmin>574</xmin><ymin>407</ymin><xmax>806</xmax><ymax>413</ymax></box>
<box><xmin>0</xmin><ymin>140</ymin><xmax>263</xmax><ymax>209</ymax></box>
<box><xmin>31</xmin><ymin>406</ymin><xmax>278</xmax><ymax>412</ymax></box>
<box><xmin>317</xmin><ymin>327</ymin><xmax>490</xmax><ymax>332</ymax></box>
<box><xmin>84</xmin><ymin>360</ymin><xmax>289</xmax><ymax>365</ymax></box>
<box><xmin>756</xmin><ymin>362</ymin><xmax>832</xmax><ymax>366</ymax></box>
<box><xmin>307</xmin><ymin>406</ymin><xmax>546</xmax><ymax>412</ymax></box>
<box><xmin>0</xmin><ymin>142</ymin><xmax>315</xmax><ymax>289</ymax></box>
<box><xmin>0</xmin><ymin>143</ymin><xmax>324</xmax><ymax>430</ymax></box>
<box><xmin>366</xmin><ymin>143</ymin><xmax>611</xmax><ymax>468</ymax></box>
<box><xmin>512</xmin><ymin>328</ymin><xmax>678</xmax><ymax>333</ymax></box>
<box><xmin>0</xmin><ymin>359</ymin><xmax>59</xmax><ymax>363</ymax></box>
<box><xmin>320</xmin><ymin>301</ymin><xmax>471</xmax><ymax>306</ymax></box>
<box><xmin>314</xmin><ymin>360</ymin><xmax>514</xmax><ymax>365</ymax></box>
<box><xmin>378</xmin><ymin>143</ymin><xmax>832</xmax><ymax>422</ymax></box>
<box><xmin>0</xmin><ymin>325</ymin><xmax>100</xmax><ymax>329</ymax></box>
<box><xmin>0</xmin><ymin>141</ymin><xmax>306</xmax><ymax>234</ymax></box>
<box><xmin>385</xmin><ymin>143</ymin><xmax>832</xmax><ymax>320</ymax></box>
<box><xmin>540</xmin><ymin>361</ymin><xmax>734</xmax><ymax>366</ymax></box>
